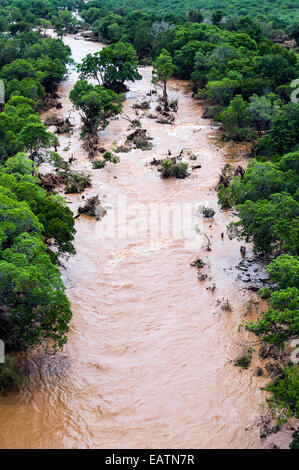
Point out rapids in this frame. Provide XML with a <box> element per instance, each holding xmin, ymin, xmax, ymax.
<box><xmin>0</xmin><ymin>34</ymin><xmax>293</xmax><ymax>449</ymax></box>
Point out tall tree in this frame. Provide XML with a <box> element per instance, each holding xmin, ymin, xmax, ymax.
<box><xmin>77</xmin><ymin>42</ymin><xmax>141</xmax><ymax>92</ymax></box>
<box><xmin>70</xmin><ymin>80</ymin><xmax>122</xmax><ymax>135</ymax></box>
<box><xmin>152</xmin><ymin>48</ymin><xmax>174</xmax><ymax>110</ymax></box>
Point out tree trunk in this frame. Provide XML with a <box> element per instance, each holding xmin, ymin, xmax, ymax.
<box><xmin>163</xmin><ymin>79</ymin><xmax>168</xmax><ymax>111</ymax></box>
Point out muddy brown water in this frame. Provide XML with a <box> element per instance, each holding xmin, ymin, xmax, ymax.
<box><xmin>0</xmin><ymin>35</ymin><xmax>293</xmax><ymax>449</ymax></box>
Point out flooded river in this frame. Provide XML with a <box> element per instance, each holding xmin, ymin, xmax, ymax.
<box><xmin>0</xmin><ymin>34</ymin><xmax>292</xmax><ymax>449</ymax></box>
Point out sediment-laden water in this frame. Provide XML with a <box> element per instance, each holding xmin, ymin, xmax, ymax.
<box><xmin>0</xmin><ymin>34</ymin><xmax>292</xmax><ymax>449</ymax></box>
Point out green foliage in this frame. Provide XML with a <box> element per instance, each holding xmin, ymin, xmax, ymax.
<box><xmin>290</xmin><ymin>429</ymin><xmax>299</xmax><ymax>449</ymax></box>
<box><xmin>245</xmin><ymin>255</ymin><xmax>299</xmax><ymax>346</ymax></box>
<box><xmin>233</xmin><ymin>348</ymin><xmax>253</xmax><ymax>369</ymax></box>
<box><xmin>0</xmin><ymin>15</ymin><xmax>75</xmax><ymax>354</ymax></box>
<box><xmin>18</xmin><ymin>120</ymin><xmax>57</xmax><ymax>160</ymax></box>
<box><xmin>263</xmin><ymin>366</ymin><xmax>299</xmax><ymax>424</ymax></box>
<box><xmin>202</xmin><ymin>207</ymin><xmax>215</xmax><ymax>218</ymax></box>
<box><xmin>0</xmin><ymin>233</ymin><xmax>72</xmax><ymax>350</ymax></box>
<box><xmin>256</xmin><ymin>104</ymin><xmax>299</xmax><ymax>158</ymax></box>
<box><xmin>92</xmin><ymin>160</ymin><xmax>106</xmax><ymax>169</ymax></box>
<box><xmin>246</xmin><ymin>287</ymin><xmax>299</xmax><ymax>346</ymax></box>
<box><xmin>152</xmin><ymin>48</ymin><xmax>174</xmax><ymax>108</ymax></box>
<box><xmin>77</xmin><ymin>42</ymin><xmax>141</xmax><ymax>92</ymax></box>
<box><xmin>159</xmin><ymin>159</ymin><xmax>188</xmax><ymax>179</ymax></box>
<box><xmin>220</xmin><ymin>155</ymin><xmax>299</xmax><ymax>255</ymax></box>
<box><xmin>266</xmin><ymin>255</ymin><xmax>299</xmax><ymax>290</ymax></box>
<box><xmin>58</xmin><ymin>170</ymin><xmax>91</xmax><ymax>194</ymax></box>
<box><xmin>0</xmin><ymin>357</ymin><xmax>23</xmax><ymax>393</ymax></box>
<box><xmin>220</xmin><ymin>95</ymin><xmax>252</xmax><ymax>141</ymax></box>
<box><xmin>70</xmin><ymin>80</ymin><xmax>123</xmax><ymax>135</ymax></box>
<box><xmin>227</xmin><ymin>193</ymin><xmax>299</xmax><ymax>255</ymax></box>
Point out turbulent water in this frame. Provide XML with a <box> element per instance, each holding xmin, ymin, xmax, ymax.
<box><xmin>0</xmin><ymin>35</ymin><xmax>293</xmax><ymax>449</ymax></box>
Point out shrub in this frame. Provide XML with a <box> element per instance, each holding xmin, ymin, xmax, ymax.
<box><xmin>202</xmin><ymin>207</ymin><xmax>216</xmax><ymax>218</ymax></box>
<box><xmin>290</xmin><ymin>429</ymin><xmax>299</xmax><ymax>449</ymax></box>
<box><xmin>59</xmin><ymin>171</ymin><xmax>92</xmax><ymax>193</ymax></box>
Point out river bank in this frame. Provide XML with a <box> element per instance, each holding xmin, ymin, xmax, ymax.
<box><xmin>0</xmin><ymin>33</ymin><xmax>294</xmax><ymax>449</ymax></box>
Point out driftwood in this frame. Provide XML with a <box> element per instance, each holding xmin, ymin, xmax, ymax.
<box><xmin>125</xmin><ymin>128</ymin><xmax>153</xmax><ymax>150</ymax></box>
<box><xmin>78</xmin><ymin>195</ymin><xmax>103</xmax><ymax>218</ymax></box>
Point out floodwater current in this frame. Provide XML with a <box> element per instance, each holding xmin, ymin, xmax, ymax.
<box><xmin>0</xmin><ymin>34</ymin><xmax>293</xmax><ymax>449</ymax></box>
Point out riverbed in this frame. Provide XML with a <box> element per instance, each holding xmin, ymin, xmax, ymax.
<box><xmin>0</xmin><ymin>34</ymin><xmax>292</xmax><ymax>449</ymax></box>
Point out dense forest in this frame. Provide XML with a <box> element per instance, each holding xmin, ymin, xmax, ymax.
<box><xmin>0</xmin><ymin>0</ymin><xmax>298</xmax><ymax>449</ymax></box>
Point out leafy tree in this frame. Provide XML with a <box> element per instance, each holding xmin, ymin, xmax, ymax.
<box><xmin>152</xmin><ymin>48</ymin><xmax>174</xmax><ymax>110</ymax></box>
<box><xmin>187</xmin><ymin>8</ymin><xmax>204</xmax><ymax>24</ymax></box>
<box><xmin>265</xmin><ymin>254</ymin><xmax>299</xmax><ymax>290</ymax></box>
<box><xmin>207</xmin><ymin>78</ymin><xmax>240</xmax><ymax>106</ymax></box>
<box><xmin>0</xmin><ymin>169</ymin><xmax>75</xmax><ymax>255</ymax></box>
<box><xmin>256</xmin><ymin>104</ymin><xmax>299</xmax><ymax>157</ymax></box>
<box><xmin>220</xmin><ymin>95</ymin><xmax>251</xmax><ymax>141</ymax></box>
<box><xmin>77</xmin><ymin>42</ymin><xmax>141</xmax><ymax>92</ymax></box>
<box><xmin>0</xmin><ymin>233</ymin><xmax>72</xmax><ymax>350</ymax></box>
<box><xmin>34</xmin><ymin>56</ymin><xmax>67</xmax><ymax>92</ymax></box>
<box><xmin>0</xmin><ymin>59</ymin><xmax>35</xmax><ymax>82</ymax></box>
<box><xmin>70</xmin><ymin>80</ymin><xmax>122</xmax><ymax>135</ymax></box>
<box><xmin>246</xmin><ymin>287</ymin><xmax>299</xmax><ymax>346</ymax></box>
<box><xmin>4</xmin><ymin>152</ymin><xmax>37</xmax><ymax>175</ymax></box>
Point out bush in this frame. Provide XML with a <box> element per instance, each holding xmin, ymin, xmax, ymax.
<box><xmin>0</xmin><ymin>357</ymin><xmax>23</xmax><ymax>393</ymax></box>
<box><xmin>191</xmin><ymin>258</ymin><xmax>205</xmax><ymax>269</ymax></box>
<box><xmin>92</xmin><ymin>160</ymin><xmax>106</xmax><ymax>169</ymax></box>
<box><xmin>58</xmin><ymin>171</ymin><xmax>92</xmax><ymax>193</ymax></box>
<box><xmin>202</xmin><ymin>105</ymin><xmax>224</xmax><ymax>120</ymax></box>
<box><xmin>263</xmin><ymin>365</ymin><xmax>299</xmax><ymax>424</ymax></box>
<box><xmin>202</xmin><ymin>207</ymin><xmax>216</xmax><ymax>218</ymax></box>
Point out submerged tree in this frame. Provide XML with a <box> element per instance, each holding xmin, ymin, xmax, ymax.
<box><xmin>18</xmin><ymin>120</ymin><xmax>58</xmax><ymax>160</ymax></box>
<box><xmin>77</xmin><ymin>42</ymin><xmax>141</xmax><ymax>92</ymax></box>
<box><xmin>70</xmin><ymin>80</ymin><xmax>123</xmax><ymax>135</ymax></box>
<box><xmin>152</xmin><ymin>48</ymin><xmax>174</xmax><ymax>110</ymax></box>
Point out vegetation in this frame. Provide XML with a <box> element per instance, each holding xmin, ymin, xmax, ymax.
<box><xmin>77</xmin><ymin>41</ymin><xmax>141</xmax><ymax>92</ymax></box>
<box><xmin>0</xmin><ymin>2</ymin><xmax>76</xmax><ymax>365</ymax></box>
<box><xmin>159</xmin><ymin>159</ymin><xmax>188</xmax><ymax>178</ymax></box>
<box><xmin>233</xmin><ymin>348</ymin><xmax>253</xmax><ymax>369</ymax></box>
<box><xmin>0</xmin><ymin>0</ymin><xmax>297</xmax><ymax>433</ymax></box>
<box><xmin>0</xmin><ymin>357</ymin><xmax>23</xmax><ymax>393</ymax></box>
<box><xmin>152</xmin><ymin>48</ymin><xmax>174</xmax><ymax>110</ymax></box>
<box><xmin>70</xmin><ymin>80</ymin><xmax>123</xmax><ymax>136</ymax></box>
<box><xmin>263</xmin><ymin>365</ymin><xmax>299</xmax><ymax>424</ymax></box>
<box><xmin>79</xmin><ymin>1</ymin><xmax>299</xmax><ymax>55</ymax></box>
